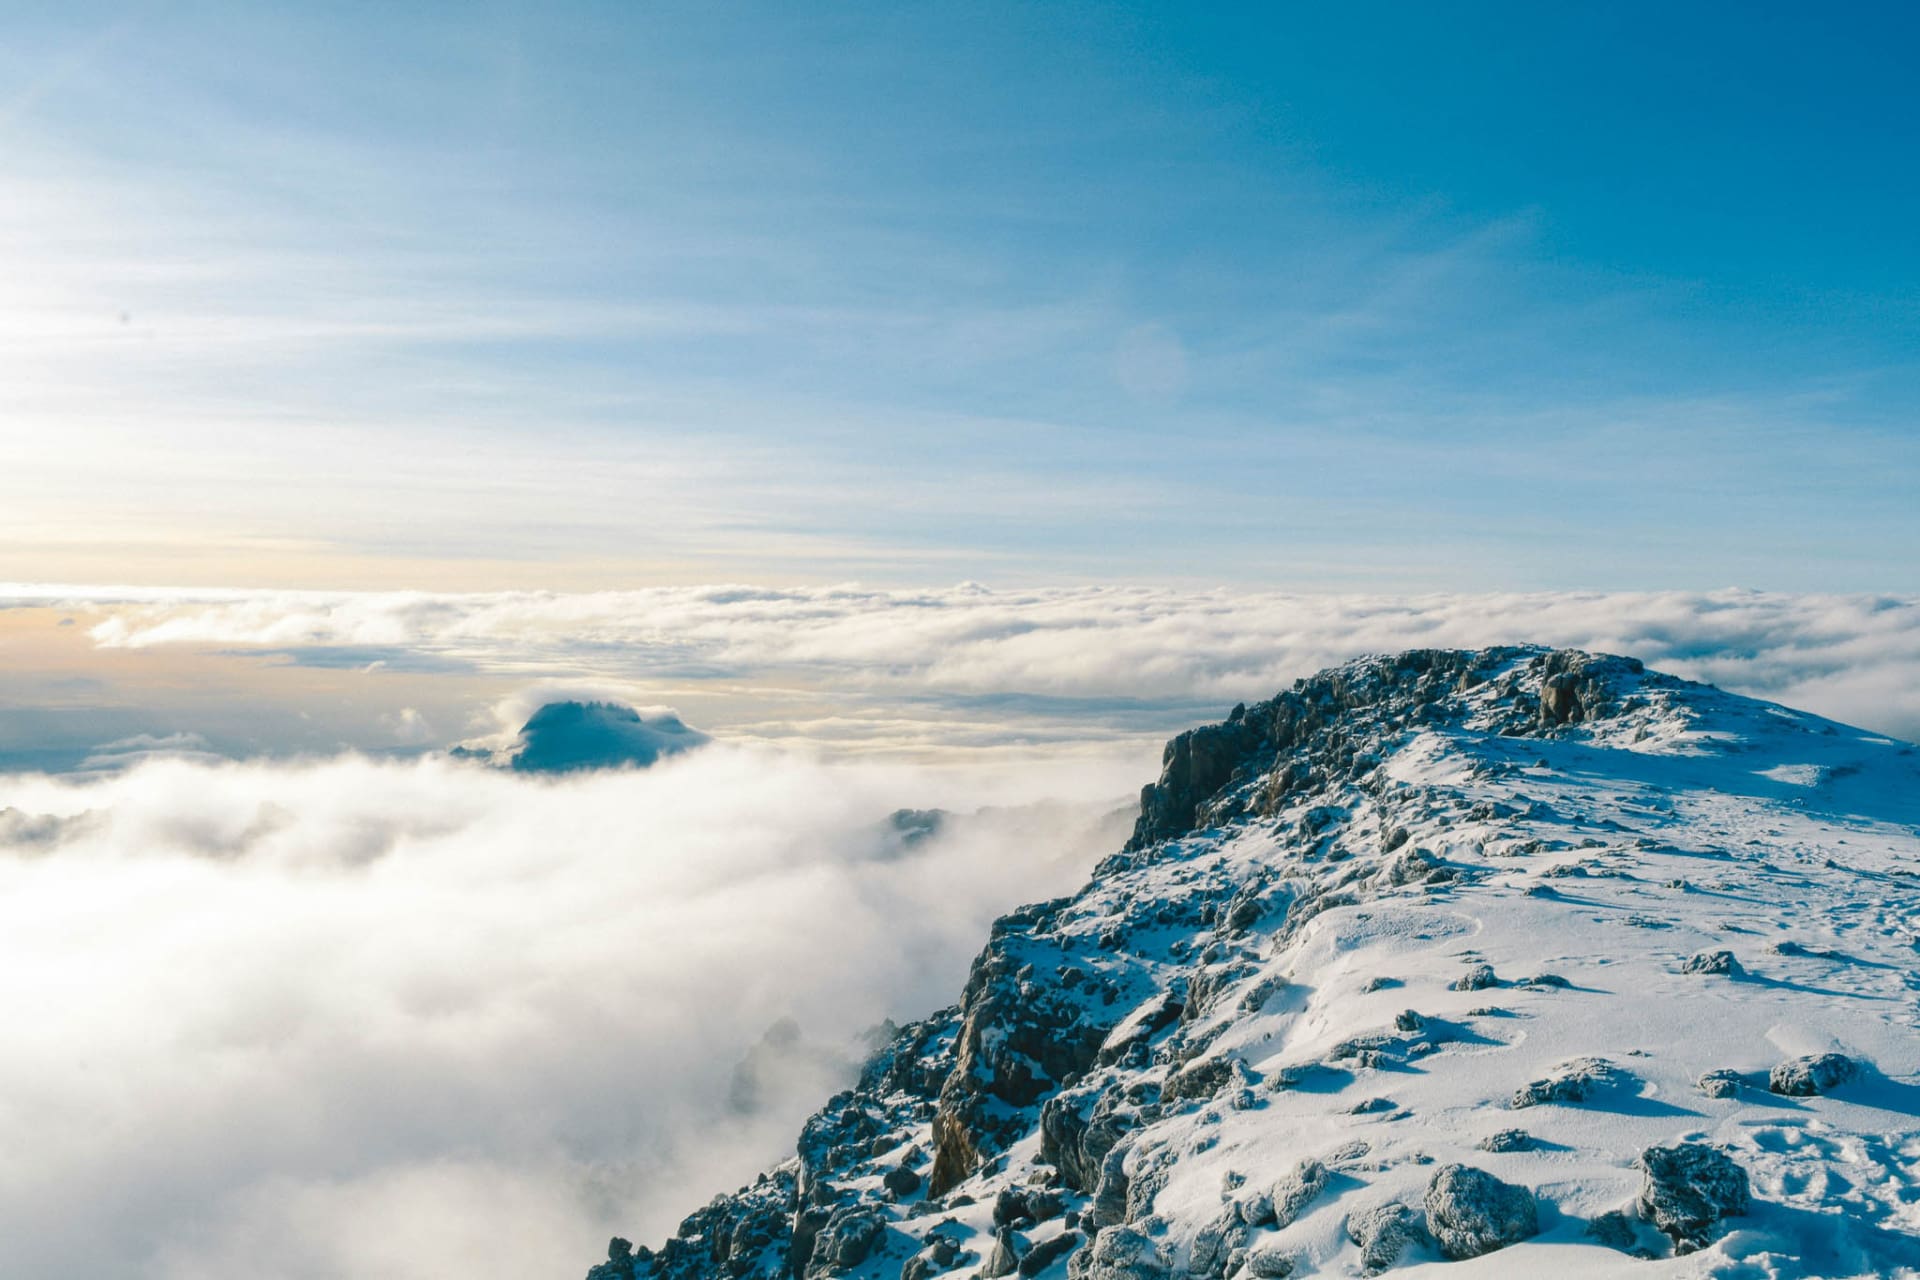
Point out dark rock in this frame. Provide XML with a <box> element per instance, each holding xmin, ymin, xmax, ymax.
<box><xmin>1019</xmin><ymin>1232</ymin><xmax>1081</xmax><ymax>1276</ymax></box>
<box><xmin>1681</xmin><ymin>950</ymin><xmax>1738</xmax><ymax>976</ymax></box>
<box><xmin>982</xmin><ymin>1226</ymin><xmax>1022</xmax><ymax>1277</ymax></box>
<box><xmin>884</xmin><ymin>1164</ymin><xmax>923</xmax><ymax>1197</ymax></box>
<box><xmin>1511</xmin><ymin>1057</ymin><xmax>1622</xmax><ymax>1108</ymax></box>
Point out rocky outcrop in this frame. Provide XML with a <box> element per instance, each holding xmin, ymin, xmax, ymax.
<box><xmin>583</xmin><ymin>646</ymin><xmax>1913</xmax><ymax>1280</ymax></box>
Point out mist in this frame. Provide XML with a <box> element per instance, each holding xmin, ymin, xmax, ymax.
<box><xmin>0</xmin><ymin>744</ymin><xmax>1141</xmax><ymax>1279</ymax></box>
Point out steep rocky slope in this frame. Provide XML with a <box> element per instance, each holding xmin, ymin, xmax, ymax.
<box><xmin>584</xmin><ymin>647</ymin><xmax>1920</xmax><ymax>1280</ymax></box>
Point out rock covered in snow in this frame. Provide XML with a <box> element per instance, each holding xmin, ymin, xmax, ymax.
<box><xmin>1421</xmin><ymin>1164</ymin><xmax>1540</xmax><ymax>1259</ymax></box>
<box><xmin>1768</xmin><ymin>1051</ymin><xmax>1861</xmax><ymax>1096</ymax></box>
<box><xmin>1635</xmin><ymin>1142</ymin><xmax>1751</xmax><ymax>1254</ymax></box>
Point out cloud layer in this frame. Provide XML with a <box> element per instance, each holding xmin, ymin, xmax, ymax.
<box><xmin>0</xmin><ymin>746</ymin><xmax>1134</xmax><ymax>1280</ymax></box>
<box><xmin>37</xmin><ymin>584</ymin><xmax>1920</xmax><ymax>744</ymax></box>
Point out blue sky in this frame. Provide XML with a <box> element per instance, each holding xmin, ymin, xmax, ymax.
<box><xmin>2</xmin><ymin>1</ymin><xmax>1915</xmax><ymax>589</ymax></box>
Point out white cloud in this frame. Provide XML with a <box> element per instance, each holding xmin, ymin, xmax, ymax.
<box><xmin>28</xmin><ymin>583</ymin><xmax>1920</xmax><ymax>743</ymax></box>
<box><xmin>0</xmin><ymin>746</ymin><xmax>1136</xmax><ymax>1280</ymax></box>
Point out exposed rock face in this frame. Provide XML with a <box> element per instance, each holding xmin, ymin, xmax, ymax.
<box><xmin>1636</xmin><ymin>1142</ymin><xmax>1751</xmax><ymax>1254</ymax></box>
<box><xmin>1769</xmin><ymin>1052</ymin><xmax>1860</xmax><ymax>1096</ymax></box>
<box><xmin>1422</xmin><ymin>1164</ymin><xmax>1540</xmax><ymax>1259</ymax></box>
<box><xmin>583</xmin><ymin>647</ymin><xmax>1920</xmax><ymax>1280</ymax></box>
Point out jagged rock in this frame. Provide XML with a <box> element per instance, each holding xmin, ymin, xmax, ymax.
<box><xmin>803</xmin><ymin>1204</ymin><xmax>886</xmax><ymax>1276</ymax></box>
<box><xmin>1511</xmin><ymin>1057</ymin><xmax>1622</xmax><ymax>1108</ymax></box>
<box><xmin>1065</xmin><ymin>1224</ymin><xmax>1170</xmax><ymax>1279</ymax></box>
<box><xmin>993</xmin><ymin>1186</ymin><xmax>1063</xmax><ymax>1228</ymax></box>
<box><xmin>1681</xmin><ymin>949</ymin><xmax>1738</xmax><ymax>975</ymax></box>
<box><xmin>1188</xmin><ymin>1203</ymin><xmax>1251</xmax><ymax>1276</ymax></box>
<box><xmin>1039</xmin><ymin>1084</ymin><xmax>1137</xmax><ymax>1192</ymax></box>
<box><xmin>1422</xmin><ymin>1164</ymin><xmax>1540</xmax><ymax>1259</ymax></box>
<box><xmin>1018</xmin><ymin>1232</ymin><xmax>1081</xmax><ymax>1277</ymax></box>
<box><xmin>982</xmin><ymin>1225</ymin><xmax>1022</xmax><ymax>1277</ymax></box>
<box><xmin>1697</xmin><ymin>1069</ymin><xmax>1743</xmax><ymax>1099</ymax></box>
<box><xmin>1269</xmin><ymin>1158</ymin><xmax>1328</xmax><ymax>1228</ymax></box>
<box><xmin>1345</xmin><ymin>1202</ymin><xmax>1422</xmax><ymax>1274</ymax></box>
<box><xmin>1089</xmin><ymin>1143</ymin><xmax>1132</xmax><ymax>1228</ymax></box>
<box><xmin>1768</xmin><ymin>1052</ymin><xmax>1860</xmax><ymax>1096</ymax></box>
<box><xmin>584</xmin><ymin>1237</ymin><xmax>637</xmax><ymax>1280</ymax></box>
<box><xmin>1636</xmin><ymin>1142</ymin><xmax>1751</xmax><ymax>1254</ymax></box>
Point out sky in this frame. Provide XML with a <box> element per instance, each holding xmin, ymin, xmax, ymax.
<box><xmin>2</xmin><ymin>1</ymin><xmax>1916</xmax><ymax>590</ymax></box>
<box><xmin>4</xmin><ymin>9</ymin><xmax>1920</xmax><ymax>1278</ymax></box>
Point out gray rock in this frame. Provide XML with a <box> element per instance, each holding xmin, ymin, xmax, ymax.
<box><xmin>804</xmin><ymin>1205</ymin><xmax>886</xmax><ymax>1276</ymax></box>
<box><xmin>1681</xmin><ymin>950</ymin><xmax>1738</xmax><ymax>975</ymax></box>
<box><xmin>1476</xmin><ymin>1128</ymin><xmax>1534</xmax><ymax>1153</ymax></box>
<box><xmin>1345</xmin><ymin>1201</ymin><xmax>1422</xmax><ymax>1274</ymax></box>
<box><xmin>1090</xmin><ymin>1143</ymin><xmax>1132</xmax><ymax>1228</ymax></box>
<box><xmin>1422</xmin><ymin>1164</ymin><xmax>1540</xmax><ymax>1259</ymax></box>
<box><xmin>982</xmin><ymin>1226</ymin><xmax>1021</xmax><ymax>1277</ymax></box>
<box><xmin>884</xmin><ymin>1164</ymin><xmax>923</xmax><ymax>1196</ymax></box>
<box><xmin>1636</xmin><ymin>1142</ymin><xmax>1751</xmax><ymax>1254</ymax></box>
<box><xmin>1065</xmin><ymin>1224</ymin><xmax>1169</xmax><ymax>1280</ymax></box>
<box><xmin>1243</xmin><ymin>1246</ymin><xmax>1298</xmax><ymax>1278</ymax></box>
<box><xmin>1768</xmin><ymin>1052</ymin><xmax>1860</xmax><ymax>1096</ymax></box>
<box><xmin>1697</xmin><ymin>1069</ymin><xmax>1742</xmax><ymax>1099</ymax></box>
<box><xmin>1511</xmin><ymin>1057</ymin><xmax>1621</xmax><ymax>1108</ymax></box>
<box><xmin>1452</xmin><ymin>962</ymin><xmax>1498</xmax><ymax>991</ymax></box>
<box><xmin>1269</xmin><ymin>1158</ymin><xmax>1329</xmax><ymax>1228</ymax></box>
<box><xmin>1187</xmin><ymin>1204</ymin><xmax>1250</xmax><ymax>1277</ymax></box>
<box><xmin>1018</xmin><ymin>1232</ymin><xmax>1080</xmax><ymax>1277</ymax></box>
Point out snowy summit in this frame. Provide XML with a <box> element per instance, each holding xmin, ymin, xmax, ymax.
<box><xmin>588</xmin><ymin>646</ymin><xmax>1920</xmax><ymax>1280</ymax></box>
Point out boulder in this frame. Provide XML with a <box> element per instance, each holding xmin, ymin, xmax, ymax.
<box><xmin>1422</xmin><ymin>1164</ymin><xmax>1540</xmax><ymax>1259</ymax></box>
<box><xmin>1681</xmin><ymin>950</ymin><xmax>1738</xmax><ymax>976</ymax></box>
<box><xmin>1768</xmin><ymin>1052</ymin><xmax>1859</xmax><ymax>1096</ymax></box>
<box><xmin>1065</xmin><ymin>1225</ymin><xmax>1169</xmax><ymax>1280</ymax></box>
<box><xmin>1636</xmin><ymin>1142</ymin><xmax>1750</xmax><ymax>1254</ymax></box>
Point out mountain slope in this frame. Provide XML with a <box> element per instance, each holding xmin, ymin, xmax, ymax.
<box><xmin>585</xmin><ymin>647</ymin><xmax>1920</xmax><ymax>1280</ymax></box>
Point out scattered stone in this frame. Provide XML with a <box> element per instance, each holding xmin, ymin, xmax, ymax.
<box><xmin>1423</xmin><ymin>1164</ymin><xmax>1540</xmax><ymax>1259</ymax></box>
<box><xmin>1769</xmin><ymin>1052</ymin><xmax>1860</xmax><ymax>1096</ymax></box>
<box><xmin>1243</xmin><ymin>1246</ymin><xmax>1297</xmax><ymax>1278</ymax></box>
<box><xmin>884</xmin><ymin>1164</ymin><xmax>923</xmax><ymax>1196</ymax></box>
<box><xmin>1636</xmin><ymin>1142</ymin><xmax>1751</xmax><ymax>1254</ymax></box>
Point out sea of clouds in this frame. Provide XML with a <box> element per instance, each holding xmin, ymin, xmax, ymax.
<box><xmin>0</xmin><ymin>744</ymin><xmax>1135</xmax><ymax>1280</ymax></box>
<box><xmin>37</xmin><ymin>582</ymin><xmax>1920</xmax><ymax>743</ymax></box>
<box><xmin>3</xmin><ymin>583</ymin><xmax>1919</xmax><ymax>1279</ymax></box>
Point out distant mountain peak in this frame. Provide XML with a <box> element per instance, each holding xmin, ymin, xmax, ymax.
<box><xmin>455</xmin><ymin>699</ymin><xmax>709</xmax><ymax>773</ymax></box>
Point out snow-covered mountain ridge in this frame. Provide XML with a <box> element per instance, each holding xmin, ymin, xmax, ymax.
<box><xmin>586</xmin><ymin>646</ymin><xmax>1920</xmax><ymax>1280</ymax></box>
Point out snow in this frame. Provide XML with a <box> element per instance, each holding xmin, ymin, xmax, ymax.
<box><xmin>618</xmin><ymin>649</ymin><xmax>1920</xmax><ymax>1279</ymax></box>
